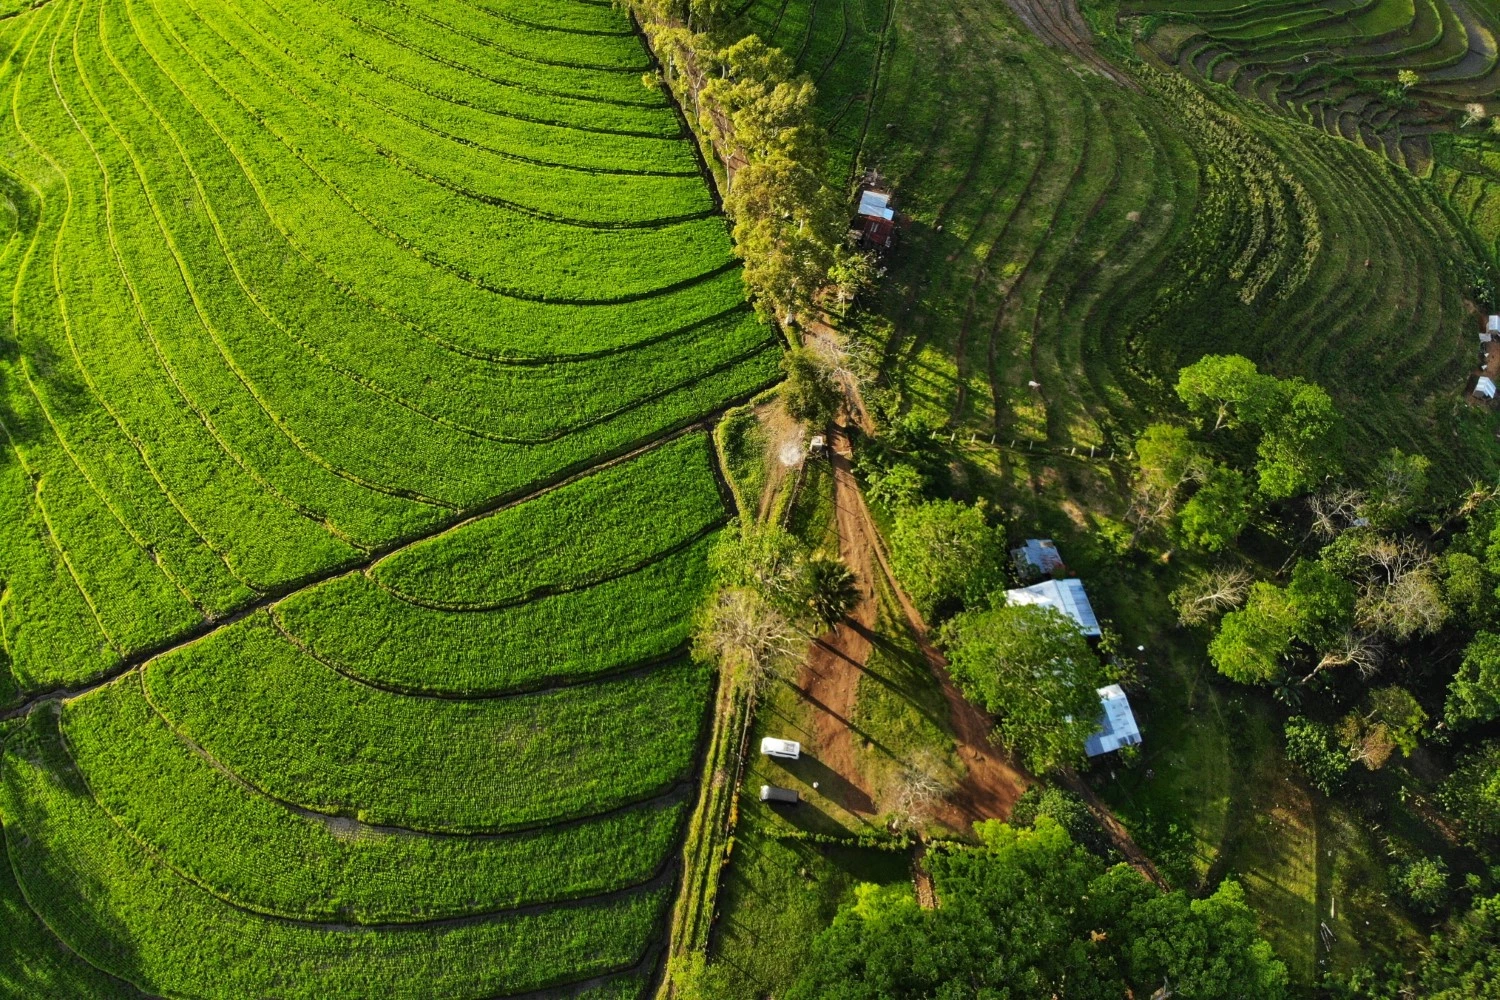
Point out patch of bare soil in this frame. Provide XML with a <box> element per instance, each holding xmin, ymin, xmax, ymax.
<box><xmin>756</xmin><ymin>399</ymin><xmax>805</xmax><ymax>523</ymax></box>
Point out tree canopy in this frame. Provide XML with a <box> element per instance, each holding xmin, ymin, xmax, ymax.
<box><xmin>888</xmin><ymin>499</ymin><xmax>1006</xmax><ymax>618</ymax></box>
<box><xmin>1447</xmin><ymin>631</ymin><xmax>1500</xmax><ymax>728</ymax></box>
<box><xmin>779</xmin><ymin>347</ymin><xmax>842</xmax><ymax>426</ymax></box>
<box><xmin>786</xmin><ymin>818</ymin><xmax>1288</xmax><ymax>1000</ymax></box>
<box><xmin>941</xmin><ymin>603</ymin><xmax>1110</xmax><ymax>773</ymax></box>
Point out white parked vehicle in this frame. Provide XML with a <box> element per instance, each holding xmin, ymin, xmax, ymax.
<box><xmin>759</xmin><ymin>737</ymin><xmax>801</xmax><ymax>760</ymax></box>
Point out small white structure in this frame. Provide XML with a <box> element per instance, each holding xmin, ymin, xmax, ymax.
<box><xmin>1478</xmin><ymin>376</ymin><xmax>1497</xmax><ymax>400</ymax></box>
<box><xmin>857</xmin><ymin>190</ymin><xmax>895</xmax><ymax>221</ymax></box>
<box><xmin>1011</xmin><ymin>538</ymin><xmax>1064</xmax><ymax>581</ymax></box>
<box><xmin>1005</xmin><ymin>578</ymin><xmax>1101</xmax><ymax>637</ymax></box>
<box><xmin>1084</xmin><ymin>684</ymin><xmax>1141</xmax><ymax>757</ymax></box>
<box><xmin>760</xmin><ymin>785</ymin><xmax>800</xmax><ymax>804</ymax></box>
<box><xmin>809</xmin><ymin>434</ymin><xmax>828</xmax><ymax>458</ymax></box>
<box><xmin>760</xmin><ymin>737</ymin><xmax>801</xmax><ymax>760</ymax></box>
<box><xmin>1487</xmin><ymin>314</ymin><xmax>1499</xmax><ymax>334</ymax></box>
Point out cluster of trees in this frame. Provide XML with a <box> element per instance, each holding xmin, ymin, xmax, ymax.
<box><xmin>628</xmin><ymin>4</ymin><xmax>872</xmax><ymax>325</ymax></box>
<box><xmin>693</xmin><ymin>519</ymin><xmax>858</xmax><ymax>693</ymax></box>
<box><xmin>1279</xmin><ymin>686</ymin><xmax>1427</xmax><ymax>794</ymax></box>
<box><xmin>1130</xmin><ymin>353</ymin><xmax>1342</xmax><ymax>552</ymax></box>
<box><xmin>1140</xmin><ymin>354</ymin><xmax>1500</xmax><ymax>968</ymax></box>
<box><xmin>785</xmin><ymin>817</ymin><xmax>1288</xmax><ymax>999</ymax></box>
<box><xmin>1332</xmin><ymin>891</ymin><xmax>1500</xmax><ymax>997</ymax></box>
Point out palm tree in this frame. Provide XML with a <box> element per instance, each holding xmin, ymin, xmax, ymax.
<box><xmin>805</xmin><ymin>553</ymin><xmax>859</xmax><ymax>631</ymax></box>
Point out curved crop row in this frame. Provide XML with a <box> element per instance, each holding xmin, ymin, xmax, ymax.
<box><xmin>0</xmin><ymin>0</ymin><xmax>765</xmax><ymax>992</ymax></box>
<box><xmin>2</xmin><ymin>709</ymin><xmax>669</xmax><ymax>999</ymax></box>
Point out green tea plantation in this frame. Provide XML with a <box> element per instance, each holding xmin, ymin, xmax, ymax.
<box><xmin>0</xmin><ymin>0</ymin><xmax>775</xmax><ymax>995</ymax></box>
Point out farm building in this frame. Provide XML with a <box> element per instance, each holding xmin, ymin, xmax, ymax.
<box><xmin>1004</xmin><ymin>578</ymin><xmax>1101</xmax><ymax>636</ymax></box>
<box><xmin>852</xmin><ymin>188</ymin><xmax>898</xmax><ymax>249</ymax></box>
<box><xmin>1011</xmin><ymin>538</ymin><xmax>1064</xmax><ymax>581</ymax></box>
<box><xmin>1488</xmin><ymin>315</ymin><xmax>1500</xmax><ymax>334</ymax></box>
<box><xmin>1478</xmin><ymin>376</ymin><xmax>1497</xmax><ymax>400</ymax></box>
<box><xmin>1084</xmin><ymin>684</ymin><xmax>1142</xmax><ymax>757</ymax></box>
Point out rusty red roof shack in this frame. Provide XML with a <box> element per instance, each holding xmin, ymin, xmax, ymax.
<box><xmin>852</xmin><ymin>186</ymin><xmax>898</xmax><ymax>249</ymax></box>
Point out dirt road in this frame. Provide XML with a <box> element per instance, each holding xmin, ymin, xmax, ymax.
<box><xmin>798</xmin><ymin>421</ymin><xmax>1029</xmax><ymax>831</ymax></box>
<box><xmin>796</xmin><ymin>424</ymin><xmax>881</xmax><ymax>817</ymax></box>
<box><xmin>999</xmin><ymin>0</ymin><xmax>1138</xmax><ymax>89</ymax></box>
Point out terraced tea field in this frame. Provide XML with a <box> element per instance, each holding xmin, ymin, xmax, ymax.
<box><xmin>0</xmin><ymin>0</ymin><xmax>775</xmax><ymax>994</ymax></box>
<box><xmin>735</xmin><ymin>0</ymin><xmax>1489</xmax><ymax>482</ymax></box>
<box><xmin>1124</xmin><ymin>0</ymin><xmax>1500</xmax><ymax>171</ymax></box>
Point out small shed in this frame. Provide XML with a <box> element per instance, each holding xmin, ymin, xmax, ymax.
<box><xmin>1478</xmin><ymin>376</ymin><xmax>1497</xmax><ymax>400</ymax></box>
<box><xmin>852</xmin><ymin>188</ymin><xmax>898</xmax><ymax>249</ymax></box>
<box><xmin>1084</xmin><ymin>684</ymin><xmax>1141</xmax><ymax>757</ymax></box>
<box><xmin>809</xmin><ymin>435</ymin><xmax>829</xmax><ymax>458</ymax></box>
<box><xmin>1004</xmin><ymin>578</ymin><xmax>1101</xmax><ymax>637</ymax></box>
<box><xmin>760</xmin><ymin>737</ymin><xmax>801</xmax><ymax>760</ymax></box>
<box><xmin>1011</xmin><ymin>538</ymin><xmax>1064</xmax><ymax>581</ymax></box>
<box><xmin>759</xmin><ymin>785</ymin><xmax>800</xmax><ymax>804</ymax></box>
<box><xmin>1487</xmin><ymin>314</ymin><xmax>1500</xmax><ymax>334</ymax></box>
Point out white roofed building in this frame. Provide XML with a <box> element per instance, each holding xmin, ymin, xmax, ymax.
<box><xmin>1487</xmin><ymin>314</ymin><xmax>1500</xmax><ymax>333</ymax></box>
<box><xmin>1478</xmin><ymin>376</ymin><xmax>1497</xmax><ymax>400</ymax></box>
<box><xmin>1011</xmin><ymin>538</ymin><xmax>1064</xmax><ymax>581</ymax></box>
<box><xmin>853</xmin><ymin>188</ymin><xmax>898</xmax><ymax>249</ymax></box>
<box><xmin>857</xmin><ymin>190</ymin><xmax>895</xmax><ymax>220</ymax></box>
<box><xmin>1004</xmin><ymin>578</ymin><xmax>1101</xmax><ymax>636</ymax></box>
<box><xmin>1084</xmin><ymin>684</ymin><xmax>1141</xmax><ymax>757</ymax></box>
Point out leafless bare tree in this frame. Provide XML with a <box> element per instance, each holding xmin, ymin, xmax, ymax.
<box><xmin>1302</xmin><ymin>630</ymin><xmax>1384</xmax><ymax>683</ymax></box>
<box><xmin>1359</xmin><ymin>567</ymin><xmax>1448</xmax><ymax>641</ymax></box>
<box><xmin>1308</xmin><ymin>488</ymin><xmax>1366</xmax><ymax>541</ymax></box>
<box><xmin>889</xmin><ymin>750</ymin><xmax>953</xmax><ymax>830</ymax></box>
<box><xmin>694</xmin><ymin>587</ymin><xmax>803</xmax><ymax>694</ymax></box>
<box><xmin>1170</xmin><ymin>566</ymin><xmax>1253</xmax><ymax>626</ymax></box>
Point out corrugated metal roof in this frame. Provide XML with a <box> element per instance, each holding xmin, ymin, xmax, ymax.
<box><xmin>1487</xmin><ymin>314</ymin><xmax>1500</xmax><ymax>333</ymax></box>
<box><xmin>858</xmin><ymin>190</ymin><xmax>894</xmax><ymax>221</ymax></box>
<box><xmin>1084</xmin><ymin>684</ymin><xmax>1141</xmax><ymax>756</ymax></box>
<box><xmin>1479</xmin><ymin>377</ymin><xmax>1497</xmax><ymax>399</ymax></box>
<box><xmin>1013</xmin><ymin>538</ymin><xmax>1064</xmax><ymax>575</ymax></box>
<box><xmin>1004</xmin><ymin>579</ymin><xmax>1101</xmax><ymax>636</ymax></box>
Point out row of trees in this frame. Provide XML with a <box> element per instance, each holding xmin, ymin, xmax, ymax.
<box><xmin>626</xmin><ymin>3</ymin><xmax>872</xmax><ymax>325</ymax></box>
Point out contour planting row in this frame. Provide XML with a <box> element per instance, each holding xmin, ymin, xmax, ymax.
<box><xmin>0</xmin><ymin>0</ymin><xmax>775</xmax><ymax>697</ymax></box>
<box><xmin>1130</xmin><ymin>0</ymin><xmax>1500</xmax><ymax>167</ymax></box>
<box><xmin>784</xmin><ymin>0</ymin><xmax>1479</xmax><ymax>482</ymax></box>
<box><xmin>0</xmin><ymin>434</ymin><xmax>729</xmax><ymax>994</ymax></box>
<box><xmin>64</xmin><ymin>673</ymin><xmax>690</xmax><ymax>923</ymax></box>
<box><xmin>2</xmin><ymin>709</ymin><xmax>670</xmax><ymax>999</ymax></box>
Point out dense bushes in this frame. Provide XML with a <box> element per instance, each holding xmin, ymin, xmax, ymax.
<box><xmin>786</xmin><ymin>819</ymin><xmax>1287</xmax><ymax>999</ymax></box>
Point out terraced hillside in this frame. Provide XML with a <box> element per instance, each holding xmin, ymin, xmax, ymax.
<box><xmin>0</xmin><ymin>0</ymin><xmax>775</xmax><ymax>994</ymax></box>
<box><xmin>1124</xmin><ymin>0</ymin><xmax>1500</xmax><ymax>172</ymax></box>
<box><xmin>739</xmin><ymin>0</ymin><xmax>1486</xmax><ymax>480</ymax></box>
